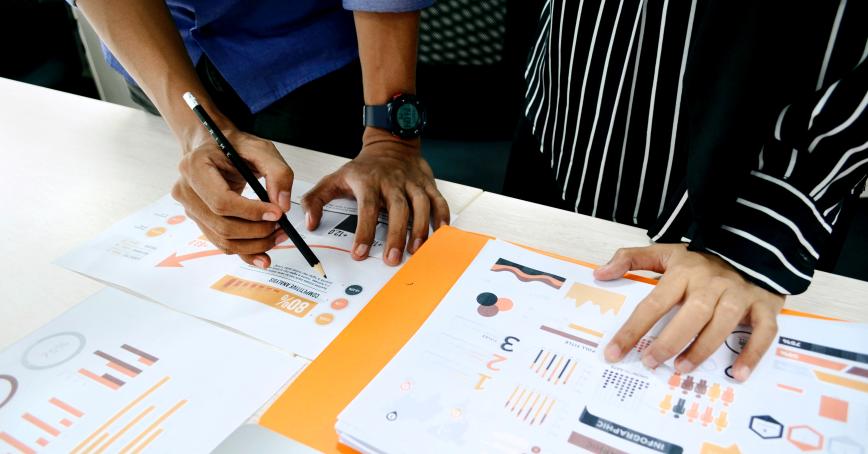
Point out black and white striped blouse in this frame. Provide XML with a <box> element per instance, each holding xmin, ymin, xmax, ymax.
<box><xmin>523</xmin><ymin>0</ymin><xmax>867</xmax><ymax>294</ymax></box>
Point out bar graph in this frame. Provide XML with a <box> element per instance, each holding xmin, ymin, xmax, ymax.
<box><xmin>79</xmin><ymin>345</ymin><xmax>159</xmax><ymax>391</ymax></box>
<box><xmin>503</xmin><ymin>385</ymin><xmax>556</xmax><ymax>426</ymax></box>
<box><xmin>529</xmin><ymin>349</ymin><xmax>579</xmax><ymax>385</ymax></box>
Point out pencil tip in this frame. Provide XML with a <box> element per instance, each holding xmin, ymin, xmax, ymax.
<box><xmin>313</xmin><ymin>263</ymin><xmax>327</xmax><ymax>279</ymax></box>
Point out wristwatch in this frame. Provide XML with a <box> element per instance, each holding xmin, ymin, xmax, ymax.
<box><xmin>363</xmin><ymin>93</ymin><xmax>427</xmax><ymax>139</ymax></box>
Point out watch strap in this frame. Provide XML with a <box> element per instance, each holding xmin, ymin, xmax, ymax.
<box><xmin>363</xmin><ymin>104</ymin><xmax>390</xmax><ymax>129</ymax></box>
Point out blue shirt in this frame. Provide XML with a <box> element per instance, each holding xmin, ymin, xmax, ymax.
<box><xmin>86</xmin><ymin>0</ymin><xmax>432</xmax><ymax>113</ymax></box>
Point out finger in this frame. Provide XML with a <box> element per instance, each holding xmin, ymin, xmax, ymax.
<box><xmin>593</xmin><ymin>245</ymin><xmax>672</xmax><ymax>281</ymax></box>
<box><xmin>183</xmin><ymin>154</ymin><xmax>283</xmax><ymax>222</ymax></box>
<box><xmin>426</xmin><ymin>184</ymin><xmax>450</xmax><ymax>230</ymax></box>
<box><xmin>407</xmin><ymin>185</ymin><xmax>430</xmax><ymax>254</ymax></box>
<box><xmin>731</xmin><ymin>304</ymin><xmax>779</xmax><ymax>382</ymax></box>
<box><xmin>351</xmin><ymin>190</ymin><xmax>380</xmax><ymax>260</ymax></box>
<box><xmin>240</xmin><ymin>253</ymin><xmax>272</xmax><ymax>269</ymax></box>
<box><xmin>644</xmin><ymin>284</ymin><xmax>723</xmax><ymax>369</ymax></box>
<box><xmin>604</xmin><ymin>274</ymin><xmax>687</xmax><ymax>363</ymax></box>
<box><xmin>244</xmin><ymin>144</ymin><xmax>295</xmax><ymax>212</ymax></box>
<box><xmin>675</xmin><ymin>289</ymin><xmax>746</xmax><ymax>374</ymax></box>
<box><xmin>200</xmin><ymin>220</ymin><xmax>287</xmax><ymax>257</ymax></box>
<box><xmin>174</xmin><ymin>180</ymin><xmax>277</xmax><ymax>239</ymax></box>
<box><xmin>301</xmin><ymin>174</ymin><xmax>345</xmax><ymax>231</ymax></box>
<box><xmin>383</xmin><ymin>189</ymin><xmax>410</xmax><ymax>266</ymax></box>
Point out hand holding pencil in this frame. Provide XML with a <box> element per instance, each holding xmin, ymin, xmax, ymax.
<box><xmin>175</xmin><ymin>92</ymin><xmax>326</xmax><ymax>277</ymax></box>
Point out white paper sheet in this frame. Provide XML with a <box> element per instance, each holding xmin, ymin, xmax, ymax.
<box><xmin>337</xmin><ymin>240</ymin><xmax>868</xmax><ymax>454</ymax></box>
<box><xmin>55</xmin><ymin>181</ymin><xmax>400</xmax><ymax>359</ymax></box>
<box><xmin>0</xmin><ymin>288</ymin><xmax>303</xmax><ymax>454</ymax></box>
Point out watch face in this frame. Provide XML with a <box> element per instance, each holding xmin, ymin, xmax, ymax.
<box><xmin>395</xmin><ymin>104</ymin><xmax>420</xmax><ymax>130</ymax></box>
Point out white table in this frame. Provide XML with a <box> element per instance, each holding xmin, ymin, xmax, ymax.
<box><xmin>0</xmin><ymin>78</ymin><xmax>482</xmax><ymax>350</ymax></box>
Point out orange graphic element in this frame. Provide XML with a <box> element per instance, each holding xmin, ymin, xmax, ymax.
<box><xmin>659</xmin><ymin>394</ymin><xmax>673</xmax><ymax>414</ymax></box>
<box><xmin>565</xmin><ymin>283</ymin><xmax>626</xmax><ymax>315</ymax></box>
<box><xmin>61</xmin><ymin>419</ymin><xmax>73</xmax><ymax>427</ymax></box>
<box><xmin>119</xmin><ymin>400</ymin><xmax>187</xmax><ymax>454</ymax></box>
<box><xmin>787</xmin><ymin>425</ymin><xmax>824</xmax><ymax>451</ymax></box>
<box><xmin>37</xmin><ymin>438</ymin><xmax>49</xmax><ymax>447</ymax></box>
<box><xmin>708</xmin><ymin>383</ymin><xmax>722</xmax><ymax>402</ymax></box>
<box><xmin>78</xmin><ymin>369</ymin><xmax>121</xmax><ymax>390</ymax></box>
<box><xmin>721</xmin><ymin>387</ymin><xmax>734</xmax><ymax>406</ymax></box>
<box><xmin>819</xmin><ymin>395</ymin><xmax>848</xmax><ymax>422</ymax></box>
<box><xmin>92</xmin><ymin>406</ymin><xmax>154</xmax><ymax>454</ymax></box>
<box><xmin>776</xmin><ymin>348</ymin><xmax>848</xmax><ymax>371</ymax></box>
<box><xmin>22</xmin><ymin>413</ymin><xmax>59</xmax><ymax>436</ymax></box>
<box><xmin>330</xmin><ymin>299</ymin><xmax>349</xmax><ymax>310</ymax></box>
<box><xmin>145</xmin><ymin>227</ymin><xmax>166</xmax><ymax>237</ymax></box>
<box><xmin>490</xmin><ymin>262</ymin><xmax>564</xmax><ymax>289</ymax></box>
<box><xmin>715</xmin><ymin>411</ymin><xmax>729</xmax><ymax>432</ymax></box>
<box><xmin>495</xmin><ymin>298</ymin><xmax>514</xmax><ymax>311</ymax></box>
<box><xmin>814</xmin><ymin>370</ymin><xmax>868</xmax><ymax>393</ymax></box>
<box><xmin>687</xmin><ymin>402</ymin><xmax>700</xmax><ymax>422</ymax></box>
<box><xmin>777</xmin><ymin>383</ymin><xmax>804</xmax><ymax>394</ymax></box>
<box><xmin>0</xmin><ymin>432</ymin><xmax>36</xmax><ymax>454</ymax></box>
<box><xmin>701</xmin><ymin>407</ymin><xmax>714</xmax><ymax>427</ymax></box>
<box><xmin>474</xmin><ymin>373</ymin><xmax>492</xmax><ymax>390</ymax></box>
<box><xmin>700</xmin><ymin>442</ymin><xmax>742</xmax><ymax>454</ymax></box>
<box><xmin>72</xmin><ymin>376</ymin><xmax>170</xmax><ymax>454</ymax></box>
<box><xmin>211</xmin><ymin>275</ymin><xmax>318</xmax><ymax>318</ymax></box>
<box><xmin>166</xmin><ymin>215</ymin><xmax>186</xmax><ymax>225</ymax></box>
<box><xmin>316</xmin><ymin>313</ymin><xmax>334</xmax><ymax>325</ymax></box>
<box><xmin>668</xmin><ymin>372</ymin><xmax>682</xmax><ymax>389</ymax></box>
<box><xmin>50</xmin><ymin>398</ymin><xmax>84</xmax><ymax>417</ymax></box>
<box><xmin>158</xmin><ymin>244</ymin><xmax>352</xmax><ymax>267</ymax></box>
<box><xmin>568</xmin><ymin>323</ymin><xmax>604</xmax><ymax>338</ymax></box>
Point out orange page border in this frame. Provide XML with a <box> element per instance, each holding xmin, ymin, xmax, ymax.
<box><xmin>259</xmin><ymin>226</ymin><xmax>832</xmax><ymax>452</ymax></box>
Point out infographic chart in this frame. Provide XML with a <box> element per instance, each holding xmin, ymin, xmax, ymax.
<box><xmin>336</xmin><ymin>240</ymin><xmax>868</xmax><ymax>454</ymax></box>
<box><xmin>0</xmin><ymin>289</ymin><xmax>302</xmax><ymax>453</ymax></box>
<box><xmin>56</xmin><ymin>180</ymin><xmax>399</xmax><ymax>359</ymax></box>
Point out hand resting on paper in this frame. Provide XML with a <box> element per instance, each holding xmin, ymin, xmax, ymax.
<box><xmin>594</xmin><ymin>244</ymin><xmax>785</xmax><ymax>382</ymax></box>
<box><xmin>301</xmin><ymin>128</ymin><xmax>450</xmax><ymax>266</ymax></box>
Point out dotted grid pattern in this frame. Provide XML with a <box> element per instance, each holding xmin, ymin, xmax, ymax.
<box><xmin>600</xmin><ymin>369</ymin><xmax>650</xmax><ymax>403</ymax></box>
<box><xmin>419</xmin><ymin>0</ymin><xmax>507</xmax><ymax>66</ymax></box>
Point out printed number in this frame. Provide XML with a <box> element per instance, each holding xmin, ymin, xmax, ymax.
<box><xmin>487</xmin><ymin>354</ymin><xmax>507</xmax><ymax>371</ymax></box>
<box><xmin>475</xmin><ymin>373</ymin><xmax>492</xmax><ymax>390</ymax></box>
<box><xmin>500</xmin><ymin>336</ymin><xmax>520</xmax><ymax>352</ymax></box>
<box><xmin>279</xmin><ymin>298</ymin><xmax>310</xmax><ymax>314</ymax></box>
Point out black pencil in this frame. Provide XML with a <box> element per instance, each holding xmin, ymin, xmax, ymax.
<box><xmin>183</xmin><ymin>92</ymin><xmax>327</xmax><ymax>278</ymax></box>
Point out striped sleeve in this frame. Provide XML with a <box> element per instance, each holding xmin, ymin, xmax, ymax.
<box><xmin>691</xmin><ymin>59</ymin><xmax>868</xmax><ymax>294</ymax></box>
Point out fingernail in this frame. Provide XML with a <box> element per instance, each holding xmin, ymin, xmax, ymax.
<box><xmin>306</xmin><ymin>212</ymin><xmax>313</xmax><ymax>230</ymax></box>
<box><xmin>354</xmin><ymin>243</ymin><xmax>369</xmax><ymax>258</ymax></box>
<box><xmin>279</xmin><ymin>191</ymin><xmax>291</xmax><ymax>212</ymax></box>
<box><xmin>604</xmin><ymin>344</ymin><xmax>621</xmax><ymax>363</ymax></box>
<box><xmin>438</xmin><ymin>220</ymin><xmax>448</xmax><ymax>229</ymax></box>
<box><xmin>412</xmin><ymin>238</ymin><xmax>423</xmax><ymax>253</ymax></box>
<box><xmin>387</xmin><ymin>248</ymin><xmax>402</xmax><ymax>265</ymax></box>
<box><xmin>734</xmin><ymin>365</ymin><xmax>751</xmax><ymax>382</ymax></box>
<box><xmin>641</xmin><ymin>354</ymin><xmax>659</xmax><ymax>370</ymax></box>
<box><xmin>275</xmin><ymin>232</ymin><xmax>289</xmax><ymax>244</ymax></box>
<box><xmin>676</xmin><ymin>358</ymin><xmax>695</xmax><ymax>373</ymax></box>
<box><xmin>263</xmin><ymin>212</ymin><xmax>279</xmax><ymax>222</ymax></box>
<box><xmin>253</xmin><ymin>258</ymin><xmax>267</xmax><ymax>269</ymax></box>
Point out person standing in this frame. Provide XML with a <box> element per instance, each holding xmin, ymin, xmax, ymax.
<box><xmin>505</xmin><ymin>0</ymin><xmax>868</xmax><ymax>380</ymax></box>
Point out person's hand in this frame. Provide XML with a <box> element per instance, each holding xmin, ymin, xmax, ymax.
<box><xmin>594</xmin><ymin>244</ymin><xmax>785</xmax><ymax>382</ymax></box>
<box><xmin>302</xmin><ymin>129</ymin><xmax>450</xmax><ymax>266</ymax></box>
<box><xmin>171</xmin><ymin>127</ymin><xmax>294</xmax><ymax>269</ymax></box>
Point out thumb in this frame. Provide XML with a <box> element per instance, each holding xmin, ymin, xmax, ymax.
<box><xmin>593</xmin><ymin>245</ymin><xmax>669</xmax><ymax>280</ymax></box>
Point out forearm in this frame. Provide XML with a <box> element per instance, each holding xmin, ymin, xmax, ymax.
<box><xmin>353</xmin><ymin>11</ymin><xmax>420</xmax><ymax>148</ymax></box>
<box><xmin>77</xmin><ymin>0</ymin><xmax>231</xmax><ymax>144</ymax></box>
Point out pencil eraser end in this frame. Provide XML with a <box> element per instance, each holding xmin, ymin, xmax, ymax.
<box><xmin>182</xmin><ymin>92</ymin><xmax>199</xmax><ymax>109</ymax></box>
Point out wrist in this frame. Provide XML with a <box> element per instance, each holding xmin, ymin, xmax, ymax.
<box><xmin>362</xmin><ymin>127</ymin><xmax>421</xmax><ymax>155</ymax></box>
<box><xmin>175</xmin><ymin>97</ymin><xmax>235</xmax><ymax>154</ymax></box>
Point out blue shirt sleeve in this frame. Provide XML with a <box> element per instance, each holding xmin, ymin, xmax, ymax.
<box><xmin>343</xmin><ymin>0</ymin><xmax>433</xmax><ymax>12</ymax></box>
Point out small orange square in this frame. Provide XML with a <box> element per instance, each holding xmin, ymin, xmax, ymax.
<box><xmin>819</xmin><ymin>395</ymin><xmax>848</xmax><ymax>422</ymax></box>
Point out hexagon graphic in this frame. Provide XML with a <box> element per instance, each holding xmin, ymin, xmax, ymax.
<box><xmin>786</xmin><ymin>425</ymin><xmax>823</xmax><ymax>451</ymax></box>
<box><xmin>749</xmin><ymin>415</ymin><xmax>783</xmax><ymax>439</ymax></box>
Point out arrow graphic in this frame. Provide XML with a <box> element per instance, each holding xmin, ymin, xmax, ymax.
<box><xmin>156</xmin><ymin>244</ymin><xmax>353</xmax><ymax>267</ymax></box>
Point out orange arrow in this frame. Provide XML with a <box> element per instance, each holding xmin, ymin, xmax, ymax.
<box><xmin>156</xmin><ymin>244</ymin><xmax>353</xmax><ymax>267</ymax></box>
